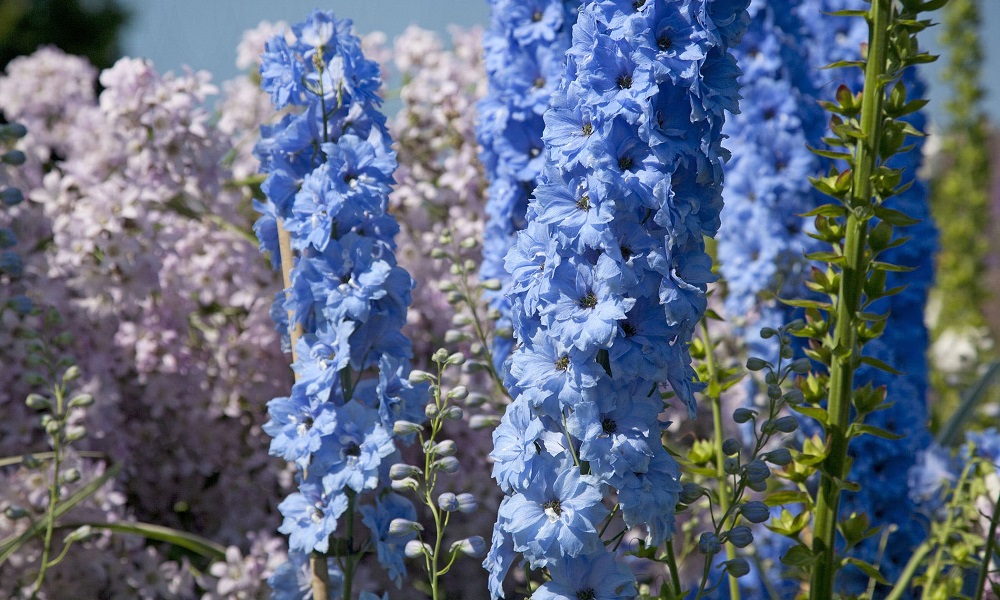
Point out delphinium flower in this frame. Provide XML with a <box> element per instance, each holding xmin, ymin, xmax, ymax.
<box><xmin>486</xmin><ymin>0</ymin><xmax>749</xmax><ymax>597</ymax></box>
<box><xmin>253</xmin><ymin>9</ymin><xmax>427</xmax><ymax>593</ymax></box>
<box><xmin>476</xmin><ymin>0</ymin><xmax>582</xmax><ymax>371</ymax></box>
<box><xmin>795</xmin><ymin>0</ymin><xmax>937</xmax><ymax>593</ymax></box>
<box><xmin>715</xmin><ymin>0</ymin><xmax>825</xmax><ymax>361</ymax></box>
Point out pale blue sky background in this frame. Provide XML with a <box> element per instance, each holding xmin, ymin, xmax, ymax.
<box><xmin>118</xmin><ymin>0</ymin><xmax>1000</xmax><ymax>126</ymax></box>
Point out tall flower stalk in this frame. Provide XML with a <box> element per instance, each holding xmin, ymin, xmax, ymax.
<box><xmin>476</xmin><ymin>0</ymin><xmax>581</xmax><ymax>371</ymax></box>
<box><xmin>253</xmin><ymin>11</ymin><xmax>426</xmax><ymax>598</ymax></box>
<box><xmin>485</xmin><ymin>0</ymin><xmax>748</xmax><ymax>596</ymax></box>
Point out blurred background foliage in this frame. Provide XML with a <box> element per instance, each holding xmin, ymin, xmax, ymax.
<box><xmin>0</xmin><ymin>0</ymin><xmax>127</xmax><ymax>72</ymax></box>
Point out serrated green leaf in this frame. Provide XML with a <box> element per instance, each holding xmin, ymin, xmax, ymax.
<box><xmin>801</xmin><ymin>203</ymin><xmax>848</xmax><ymax>218</ymax></box>
<box><xmin>779</xmin><ymin>298</ymin><xmax>833</xmax><ymax>311</ymax></box>
<box><xmin>808</xmin><ymin>146</ymin><xmax>852</xmax><ymax>161</ymax></box>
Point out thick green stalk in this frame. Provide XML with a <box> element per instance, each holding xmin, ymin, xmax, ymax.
<box><xmin>809</xmin><ymin>0</ymin><xmax>891</xmax><ymax>596</ymax></box>
<box><xmin>31</xmin><ymin>384</ymin><xmax>65</xmax><ymax>598</ymax></box>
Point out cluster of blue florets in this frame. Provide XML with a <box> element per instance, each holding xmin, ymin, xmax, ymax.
<box><xmin>716</xmin><ymin>0</ymin><xmax>825</xmax><ymax>355</ymax></box>
<box><xmin>252</xmin><ymin>10</ymin><xmax>427</xmax><ymax>592</ymax></box>
<box><xmin>484</xmin><ymin>0</ymin><xmax>749</xmax><ymax>597</ymax></box>
<box><xmin>477</xmin><ymin>0</ymin><xmax>582</xmax><ymax>370</ymax></box>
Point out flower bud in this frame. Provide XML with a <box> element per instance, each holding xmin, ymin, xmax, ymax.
<box><xmin>405</xmin><ymin>540</ymin><xmax>430</xmax><ymax>558</ymax></box>
<box><xmin>393</xmin><ymin>420</ymin><xmax>423</xmax><ymax>436</ymax></box>
<box><xmin>451</xmin><ymin>536</ymin><xmax>487</xmax><ymax>558</ymax></box>
<box><xmin>722</xmin><ymin>558</ymin><xmax>750</xmax><ymax>578</ymax></box>
<box><xmin>446</xmin><ymin>386</ymin><xmax>469</xmax><ymax>401</ymax></box>
<box><xmin>4</xmin><ymin>505</ymin><xmax>28</xmax><ymax>520</ymax></box>
<box><xmin>679</xmin><ymin>482</ymin><xmax>704</xmax><ymax>504</ymax></box>
<box><xmin>440</xmin><ymin>406</ymin><xmax>464</xmax><ymax>421</ymax></box>
<box><xmin>464</xmin><ymin>393</ymin><xmax>488</xmax><ymax>408</ymax></box>
<box><xmin>782</xmin><ymin>389</ymin><xmax>804</xmax><ymax>405</ymax></box>
<box><xmin>62</xmin><ymin>365</ymin><xmax>82</xmax><ymax>382</ymax></box>
<box><xmin>64</xmin><ymin>525</ymin><xmax>93</xmax><ymax>544</ymax></box>
<box><xmin>390</xmin><ymin>478</ymin><xmax>419</xmax><ymax>492</ymax></box>
<box><xmin>25</xmin><ymin>394</ymin><xmax>50</xmax><ymax>410</ymax></box>
<box><xmin>408</xmin><ymin>370</ymin><xmax>435</xmax><ymax>384</ymax></box>
<box><xmin>433</xmin><ymin>456</ymin><xmax>460</xmax><ymax>474</ymax></box>
<box><xmin>0</xmin><ymin>187</ymin><xmax>23</xmax><ymax>206</ymax></box>
<box><xmin>437</xmin><ymin>492</ymin><xmax>459</xmax><ymax>512</ymax></box>
<box><xmin>790</xmin><ymin>358</ymin><xmax>811</xmax><ymax>373</ymax></box>
<box><xmin>746</xmin><ymin>357</ymin><xmax>768</xmax><ymax>371</ymax></box>
<box><xmin>469</xmin><ymin>415</ymin><xmax>500</xmax><ymax>430</ymax></box>
<box><xmin>65</xmin><ymin>426</ymin><xmax>87</xmax><ymax>442</ymax></box>
<box><xmin>2</xmin><ymin>150</ymin><xmax>25</xmax><ymax>166</ymax></box>
<box><xmin>389</xmin><ymin>464</ymin><xmax>421</xmax><ymax>481</ymax></box>
<box><xmin>698</xmin><ymin>532</ymin><xmax>721</xmax><ymax>555</ymax></box>
<box><xmin>425</xmin><ymin>404</ymin><xmax>440</xmax><ymax>418</ymax></box>
<box><xmin>69</xmin><ymin>394</ymin><xmax>94</xmax><ymax>409</ymax></box>
<box><xmin>764</xmin><ymin>448</ymin><xmax>792</xmax><ymax>466</ymax></box>
<box><xmin>480</xmin><ymin>278</ymin><xmax>502</xmax><ymax>291</ymax></box>
<box><xmin>722</xmin><ymin>438</ymin><xmax>741</xmax><ymax>456</ymax></box>
<box><xmin>61</xmin><ymin>468</ymin><xmax>81</xmax><ymax>484</ymax></box>
<box><xmin>446</xmin><ymin>352</ymin><xmax>466</xmax><ymax>366</ymax></box>
<box><xmin>767</xmin><ymin>384</ymin><xmax>782</xmax><ymax>400</ymax></box>
<box><xmin>725</xmin><ymin>525</ymin><xmax>753</xmax><ymax>548</ymax></box>
<box><xmin>388</xmin><ymin>518</ymin><xmax>423</xmax><ymax>536</ymax></box>
<box><xmin>723</xmin><ymin>456</ymin><xmax>740</xmax><ymax>475</ymax></box>
<box><xmin>733</xmin><ymin>408</ymin><xmax>755</xmax><ymax>424</ymax></box>
<box><xmin>743</xmin><ymin>459</ymin><xmax>770</xmax><ymax>484</ymax></box>
<box><xmin>740</xmin><ymin>501</ymin><xmax>770</xmax><ymax>524</ymax></box>
<box><xmin>432</xmin><ymin>440</ymin><xmax>457</xmax><ymax>457</ymax></box>
<box><xmin>455</xmin><ymin>493</ymin><xmax>477</xmax><ymax>513</ymax></box>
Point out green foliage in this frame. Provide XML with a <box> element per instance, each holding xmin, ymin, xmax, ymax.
<box><xmin>0</xmin><ymin>0</ymin><xmax>128</xmax><ymax>72</ymax></box>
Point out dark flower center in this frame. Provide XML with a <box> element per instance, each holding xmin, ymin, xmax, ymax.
<box><xmin>633</xmin><ymin>0</ymin><xmax>646</xmax><ymax>8</ymax></box>
<box><xmin>616</xmin><ymin>73</ymin><xmax>633</xmax><ymax>90</ymax></box>
<box><xmin>344</xmin><ymin>442</ymin><xmax>361</xmax><ymax>457</ymax></box>
<box><xmin>577</xmin><ymin>590</ymin><xmax>596</xmax><ymax>600</ymax></box>
<box><xmin>302</xmin><ymin>416</ymin><xmax>315</xmax><ymax>430</ymax></box>
<box><xmin>658</xmin><ymin>34</ymin><xmax>673</xmax><ymax>51</ymax></box>
<box><xmin>622</xmin><ymin>322</ymin><xmax>637</xmax><ymax>336</ymax></box>
<box><xmin>543</xmin><ymin>499</ymin><xmax>562</xmax><ymax>516</ymax></box>
<box><xmin>620</xmin><ymin>245</ymin><xmax>633</xmax><ymax>260</ymax></box>
<box><xmin>602</xmin><ymin>418</ymin><xmax>617</xmax><ymax>434</ymax></box>
<box><xmin>576</xmin><ymin>194</ymin><xmax>591</xmax><ymax>211</ymax></box>
<box><xmin>618</xmin><ymin>155</ymin><xmax>634</xmax><ymax>171</ymax></box>
<box><xmin>555</xmin><ymin>355</ymin><xmax>570</xmax><ymax>371</ymax></box>
<box><xmin>582</xmin><ymin>122</ymin><xmax>593</xmax><ymax>136</ymax></box>
<box><xmin>579</xmin><ymin>291</ymin><xmax>598</xmax><ymax>309</ymax></box>
<box><xmin>534</xmin><ymin>77</ymin><xmax>546</xmax><ymax>88</ymax></box>
<box><xmin>532</xmin><ymin>9</ymin><xmax>543</xmax><ymax>22</ymax></box>
<box><xmin>763</xmin><ymin>108</ymin><xmax>776</xmax><ymax>120</ymax></box>
<box><xmin>529</xmin><ymin>146</ymin><xmax>541</xmax><ymax>158</ymax></box>
<box><xmin>312</xmin><ymin>507</ymin><xmax>325</xmax><ymax>523</ymax></box>
<box><xmin>344</xmin><ymin>172</ymin><xmax>357</xmax><ymax>184</ymax></box>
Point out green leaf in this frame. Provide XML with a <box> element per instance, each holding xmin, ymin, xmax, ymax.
<box><xmin>871</xmin><ymin>260</ymin><xmax>916</xmax><ymax>273</ymax></box>
<box><xmin>874</xmin><ymin>206</ymin><xmax>920</xmax><ymax>226</ymax></box>
<box><xmin>779</xmin><ymin>298</ymin><xmax>833</xmax><ymax>311</ymax></box>
<box><xmin>0</xmin><ymin>463</ymin><xmax>122</xmax><ymax>564</ymax></box>
<box><xmin>61</xmin><ymin>521</ymin><xmax>225</xmax><ymax>560</ymax></box>
<box><xmin>790</xmin><ymin>404</ymin><xmax>829</xmax><ymax>426</ymax></box>
<box><xmin>824</xmin><ymin>60</ymin><xmax>866</xmax><ymax>70</ymax></box>
<box><xmin>781</xmin><ymin>544</ymin><xmax>818</xmax><ymax>568</ymax></box>
<box><xmin>808</xmin><ymin>146</ymin><xmax>852</xmax><ymax>161</ymax></box>
<box><xmin>937</xmin><ymin>361</ymin><xmax>1000</xmax><ymax>446</ymax></box>
<box><xmin>764</xmin><ymin>490</ymin><xmax>811</xmax><ymax>507</ymax></box>
<box><xmin>801</xmin><ymin>203</ymin><xmax>848</xmax><ymax>218</ymax></box>
<box><xmin>843</xmin><ymin>558</ymin><xmax>889</xmax><ymax>585</ymax></box>
<box><xmin>859</xmin><ymin>356</ymin><xmax>903</xmax><ymax>375</ymax></box>
<box><xmin>848</xmin><ymin>423</ymin><xmax>904</xmax><ymax>440</ymax></box>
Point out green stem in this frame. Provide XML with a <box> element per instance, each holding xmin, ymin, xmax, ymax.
<box><xmin>665</xmin><ymin>537</ymin><xmax>683</xmax><ymax>598</ymax></box>
<box><xmin>343</xmin><ymin>493</ymin><xmax>357</xmax><ymax>600</ymax></box>
<box><xmin>809</xmin><ymin>1</ymin><xmax>891</xmax><ymax>596</ymax></box>
<box><xmin>974</xmin><ymin>488</ymin><xmax>1000</xmax><ymax>600</ymax></box>
<box><xmin>922</xmin><ymin>462</ymin><xmax>975</xmax><ymax>600</ymax></box>
<box><xmin>884</xmin><ymin>541</ymin><xmax>931</xmax><ymax>600</ymax></box>
<box><xmin>702</xmin><ymin>321</ymin><xmax>740</xmax><ymax>600</ymax></box>
<box><xmin>31</xmin><ymin>384</ymin><xmax>65</xmax><ymax>598</ymax></box>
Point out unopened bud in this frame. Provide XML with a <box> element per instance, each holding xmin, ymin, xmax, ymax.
<box><xmin>456</xmin><ymin>493</ymin><xmax>478</xmax><ymax>513</ymax></box>
<box><xmin>451</xmin><ymin>536</ymin><xmax>487</xmax><ymax>557</ymax></box>
<box><xmin>740</xmin><ymin>501</ymin><xmax>770</xmax><ymax>523</ymax></box>
<box><xmin>405</xmin><ymin>540</ymin><xmax>430</xmax><ymax>558</ymax></box>
<box><xmin>698</xmin><ymin>532</ymin><xmax>721</xmax><ymax>555</ymax></box>
<box><xmin>393</xmin><ymin>420</ymin><xmax>424</xmax><ymax>436</ymax></box>
<box><xmin>388</xmin><ymin>518</ymin><xmax>423</xmax><ymax>536</ymax></box>
<box><xmin>725</xmin><ymin>525</ymin><xmax>753</xmax><ymax>548</ymax></box>
<box><xmin>433</xmin><ymin>456</ymin><xmax>460</xmax><ymax>474</ymax></box>
<box><xmin>723</xmin><ymin>558</ymin><xmax>750</xmax><ymax>578</ymax></box>
<box><xmin>437</xmin><ymin>492</ymin><xmax>459</xmax><ymax>512</ymax></box>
